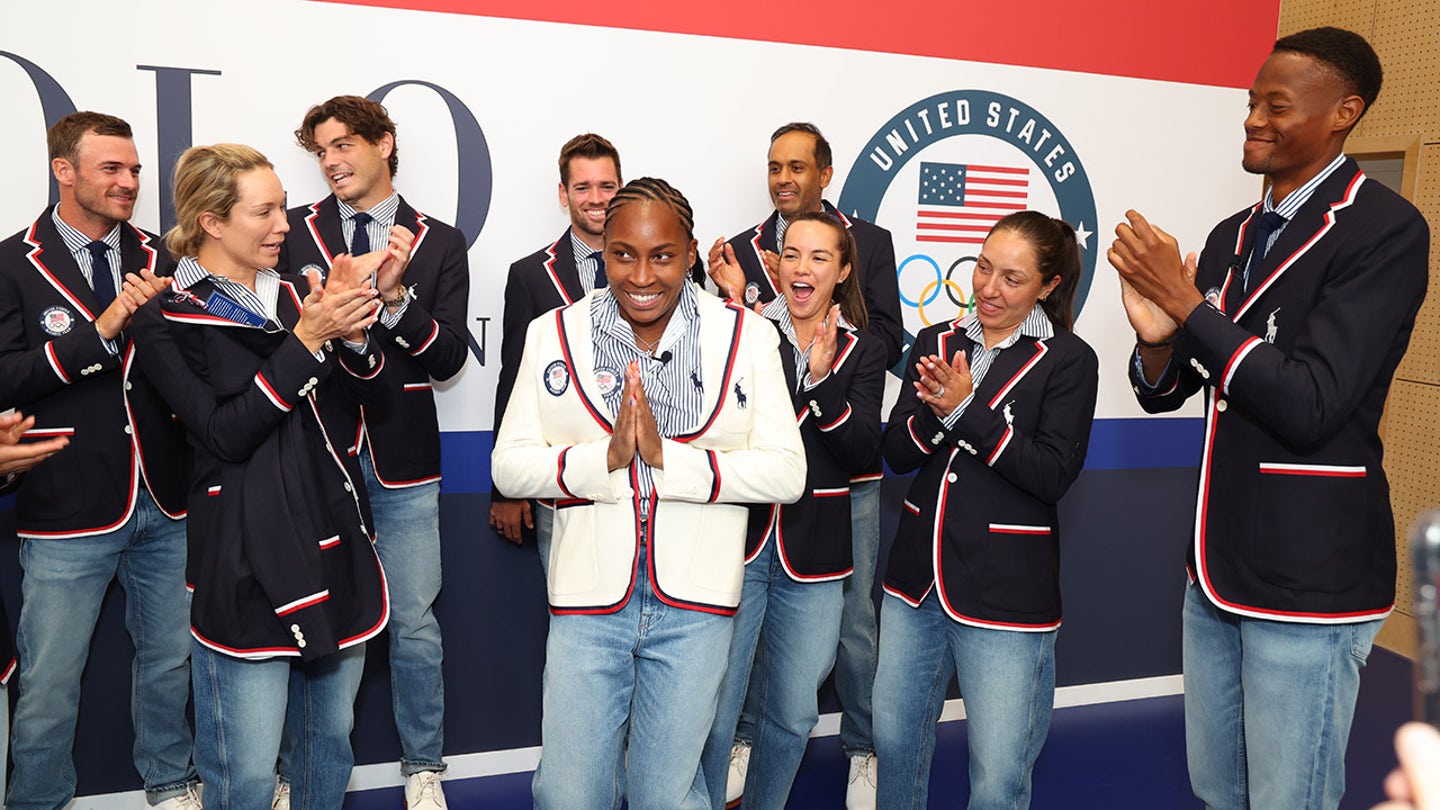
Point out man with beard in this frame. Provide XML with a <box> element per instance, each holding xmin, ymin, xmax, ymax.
<box><xmin>0</xmin><ymin>111</ymin><xmax>198</xmax><ymax>810</ymax></box>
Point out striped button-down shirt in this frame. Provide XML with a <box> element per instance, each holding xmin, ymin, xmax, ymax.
<box><xmin>760</xmin><ymin>296</ymin><xmax>842</xmax><ymax>392</ymax></box>
<box><xmin>591</xmin><ymin>281</ymin><xmax>705</xmax><ymax>521</ymax></box>
<box><xmin>337</xmin><ymin>192</ymin><xmax>407</xmax><ymax>327</ymax></box>
<box><xmin>1258</xmin><ymin>152</ymin><xmax>1347</xmax><ymax>254</ymax></box>
<box><xmin>174</xmin><ymin>256</ymin><xmax>282</xmax><ymax>321</ymax></box>
<box><xmin>941</xmin><ymin>304</ymin><xmax>1054</xmax><ymax>427</ymax></box>
<box><xmin>51</xmin><ymin>209</ymin><xmax>123</xmax><ymax>353</ymax></box>
<box><xmin>570</xmin><ymin>229</ymin><xmax>605</xmax><ymax>297</ymax></box>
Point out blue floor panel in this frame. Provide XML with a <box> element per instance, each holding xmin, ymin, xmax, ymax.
<box><xmin>342</xmin><ymin>649</ymin><xmax>1413</xmax><ymax>808</ymax></box>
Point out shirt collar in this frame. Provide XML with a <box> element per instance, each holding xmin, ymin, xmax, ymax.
<box><xmin>173</xmin><ymin>256</ymin><xmax>280</xmax><ymax>292</ymax></box>
<box><xmin>51</xmin><ymin>206</ymin><xmax>121</xmax><ymax>255</ymax></box>
<box><xmin>569</xmin><ymin>227</ymin><xmax>602</xmax><ymax>266</ymax></box>
<box><xmin>761</xmin><ymin>295</ymin><xmax>857</xmax><ymax>345</ymax></box>
<box><xmin>1262</xmin><ymin>152</ymin><xmax>1347</xmax><ymax>220</ymax></box>
<box><xmin>958</xmin><ymin>303</ymin><xmax>1055</xmax><ymax>349</ymax></box>
<box><xmin>336</xmin><ymin>191</ymin><xmax>401</xmax><ymax>227</ymax></box>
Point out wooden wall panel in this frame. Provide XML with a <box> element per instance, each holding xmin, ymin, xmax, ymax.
<box><xmin>1360</xmin><ymin>0</ymin><xmax>1440</xmax><ymax>138</ymax></box>
<box><xmin>1394</xmin><ymin>142</ymin><xmax>1440</xmax><ymax>384</ymax></box>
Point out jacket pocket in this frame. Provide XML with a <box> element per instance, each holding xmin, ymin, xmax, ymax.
<box><xmin>1250</xmin><ymin>462</ymin><xmax>1370</xmax><ymax>594</ymax></box>
<box><xmin>548</xmin><ymin>505</ymin><xmax>600</xmax><ymax>597</ymax></box>
<box><xmin>980</xmin><ymin>523</ymin><xmax>1058</xmax><ymax>614</ymax></box>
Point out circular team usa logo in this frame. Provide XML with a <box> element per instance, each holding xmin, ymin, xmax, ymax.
<box><xmin>41</xmin><ymin>305</ymin><xmax>74</xmax><ymax>336</ymax></box>
<box><xmin>837</xmin><ymin>90</ymin><xmax>1098</xmax><ymax>364</ymax></box>
<box><xmin>594</xmin><ymin>367</ymin><xmax>620</xmax><ymax>396</ymax></box>
<box><xmin>544</xmin><ymin>359</ymin><xmax>570</xmax><ymax>397</ymax></box>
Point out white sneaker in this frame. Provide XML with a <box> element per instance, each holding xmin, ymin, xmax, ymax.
<box><xmin>725</xmin><ymin>741</ymin><xmax>750</xmax><ymax>808</ymax></box>
<box><xmin>271</xmin><ymin>779</ymin><xmax>290</xmax><ymax>810</ymax></box>
<box><xmin>405</xmin><ymin>771</ymin><xmax>447</xmax><ymax>810</ymax></box>
<box><xmin>154</xmin><ymin>784</ymin><xmax>203</xmax><ymax>810</ymax></box>
<box><xmin>846</xmin><ymin>752</ymin><xmax>877</xmax><ymax>810</ymax></box>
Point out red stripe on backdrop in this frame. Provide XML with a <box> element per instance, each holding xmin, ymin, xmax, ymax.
<box><xmin>312</xmin><ymin>0</ymin><xmax>1279</xmax><ymax>89</ymax></box>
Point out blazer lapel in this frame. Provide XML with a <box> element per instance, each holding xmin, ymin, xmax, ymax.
<box><xmin>25</xmin><ymin>209</ymin><xmax>104</xmax><ymax>321</ymax></box>
<box><xmin>1233</xmin><ymin>158</ymin><xmax>1363</xmax><ymax>321</ymax></box>
<box><xmin>299</xmin><ymin>196</ymin><xmax>347</xmax><ymax>267</ymax></box>
<box><xmin>395</xmin><ymin>196</ymin><xmax>432</xmax><ymax>267</ymax></box>
<box><xmin>551</xmin><ymin>227</ymin><xmax>586</xmax><ymax>304</ymax></box>
<box><xmin>118</xmin><ymin>222</ymin><xmax>160</xmax><ymax>277</ymax></box>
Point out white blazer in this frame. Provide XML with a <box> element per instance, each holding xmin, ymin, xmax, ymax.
<box><xmin>492</xmin><ymin>288</ymin><xmax>806</xmax><ymax>614</ymax></box>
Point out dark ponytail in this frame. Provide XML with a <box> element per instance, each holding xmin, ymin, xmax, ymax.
<box><xmin>990</xmin><ymin>211</ymin><xmax>1082</xmax><ymax>331</ymax></box>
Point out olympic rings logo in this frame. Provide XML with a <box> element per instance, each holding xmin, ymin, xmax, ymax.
<box><xmin>898</xmin><ymin>253</ymin><xmax>978</xmax><ymax>326</ymax></box>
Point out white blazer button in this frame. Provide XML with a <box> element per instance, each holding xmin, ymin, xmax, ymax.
<box><xmin>947</xmin><ymin>472</ymin><xmax>958</xmax><ymax>483</ymax></box>
<box><xmin>1216</xmin><ymin>399</ymin><xmax>1228</xmax><ymax>412</ymax></box>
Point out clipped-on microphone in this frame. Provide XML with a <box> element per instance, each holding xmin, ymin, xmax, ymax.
<box><xmin>658</xmin><ymin>350</ymin><xmax>673</xmax><ymax>364</ymax></box>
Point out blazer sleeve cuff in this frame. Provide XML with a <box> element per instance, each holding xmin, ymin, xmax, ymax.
<box><xmin>1180</xmin><ymin>303</ymin><xmax>1263</xmax><ymax>396</ymax></box>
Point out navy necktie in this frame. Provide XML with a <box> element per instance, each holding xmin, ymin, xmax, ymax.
<box><xmin>1243</xmin><ymin>211</ymin><xmax>1286</xmax><ymax>291</ymax></box>
<box><xmin>351</xmin><ymin>212</ymin><xmax>373</xmax><ymax>255</ymax></box>
<box><xmin>86</xmin><ymin>240</ymin><xmax>117</xmax><ymax>311</ymax></box>
<box><xmin>590</xmin><ymin>251</ymin><xmax>607</xmax><ymax>289</ymax></box>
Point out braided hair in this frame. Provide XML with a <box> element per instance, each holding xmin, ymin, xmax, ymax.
<box><xmin>605</xmin><ymin>177</ymin><xmax>695</xmax><ymax>240</ymax></box>
<box><xmin>605</xmin><ymin>178</ymin><xmax>703</xmax><ymax>281</ymax></box>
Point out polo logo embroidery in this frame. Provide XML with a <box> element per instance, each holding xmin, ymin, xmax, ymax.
<box><xmin>544</xmin><ymin>360</ymin><xmax>570</xmax><ymax>396</ymax></box>
<box><xmin>690</xmin><ymin>370</ymin><xmax>703</xmax><ymax>392</ymax></box>
<box><xmin>1002</xmin><ymin>400</ymin><xmax>1015</xmax><ymax>426</ymax></box>
<box><xmin>734</xmin><ymin>380</ymin><xmax>748</xmax><ymax>409</ymax></box>
<box><xmin>1265</xmin><ymin>307</ymin><xmax>1280</xmax><ymax>344</ymax></box>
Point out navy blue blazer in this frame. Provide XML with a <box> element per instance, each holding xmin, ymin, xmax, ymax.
<box><xmin>745</xmin><ymin>320</ymin><xmax>885</xmax><ymax>580</ymax></box>
<box><xmin>131</xmin><ymin>272</ymin><xmax>389</xmax><ymax>661</ymax></box>
<box><xmin>883</xmin><ymin>322</ymin><xmax>1098</xmax><ymax>629</ymax></box>
<box><xmin>1132</xmin><ymin>157</ymin><xmax>1429</xmax><ymax>621</ymax></box>
<box><xmin>0</xmin><ymin>207</ymin><xmax>188</xmax><ymax>537</ymax></box>
<box><xmin>277</xmin><ymin>194</ymin><xmax>470</xmax><ymax>487</ymax></box>
<box><xmin>494</xmin><ymin>227</ymin><xmax>585</xmax><ymax>447</ymax></box>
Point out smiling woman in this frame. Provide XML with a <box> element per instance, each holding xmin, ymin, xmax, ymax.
<box><xmin>491</xmin><ymin>177</ymin><xmax>806</xmax><ymax>810</ymax></box>
<box><xmin>131</xmin><ymin>143</ymin><xmax>391</xmax><ymax>810</ymax></box>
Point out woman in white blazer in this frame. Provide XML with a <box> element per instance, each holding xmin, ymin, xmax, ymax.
<box><xmin>491</xmin><ymin>177</ymin><xmax>805</xmax><ymax>810</ymax></box>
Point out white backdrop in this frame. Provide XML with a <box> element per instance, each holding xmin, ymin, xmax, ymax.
<box><xmin>1</xmin><ymin>0</ymin><xmax>1259</xmax><ymax>434</ymax></box>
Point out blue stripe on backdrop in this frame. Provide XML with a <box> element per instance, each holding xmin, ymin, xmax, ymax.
<box><xmin>0</xmin><ymin>418</ymin><xmax>1202</xmax><ymax>508</ymax></box>
<box><xmin>440</xmin><ymin>416</ymin><xmax>1205</xmax><ymax>494</ymax></box>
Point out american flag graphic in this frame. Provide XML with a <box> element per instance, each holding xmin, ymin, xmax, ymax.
<box><xmin>916</xmin><ymin>162</ymin><xmax>1029</xmax><ymax>244</ymax></box>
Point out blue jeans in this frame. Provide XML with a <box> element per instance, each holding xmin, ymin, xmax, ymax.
<box><xmin>533</xmin><ymin>546</ymin><xmax>732</xmax><ymax>810</ymax></box>
<box><xmin>873</xmin><ymin>593</ymin><xmax>1056</xmax><ymax>810</ymax></box>
<box><xmin>702</xmin><ymin>540</ymin><xmax>844</xmax><ymax>809</ymax></box>
<box><xmin>1182</xmin><ymin>581</ymin><xmax>1382</xmax><ymax>810</ymax></box>
<box><xmin>837</xmin><ymin>478</ymin><xmax>880</xmax><ymax>756</ymax></box>
<box><xmin>358</xmin><ymin>454</ymin><xmax>446</xmax><ymax>775</ymax></box>
<box><xmin>7</xmin><ymin>491</ymin><xmax>196</xmax><ymax>810</ymax></box>
<box><xmin>735</xmin><ymin>479</ymin><xmax>879</xmax><ymax>756</ymax></box>
<box><xmin>194</xmin><ymin>641</ymin><xmax>365</xmax><ymax>810</ymax></box>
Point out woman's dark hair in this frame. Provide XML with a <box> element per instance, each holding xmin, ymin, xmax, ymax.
<box><xmin>989</xmin><ymin>211</ymin><xmax>1082</xmax><ymax>331</ymax></box>
<box><xmin>782</xmin><ymin>211</ymin><xmax>868</xmax><ymax>330</ymax></box>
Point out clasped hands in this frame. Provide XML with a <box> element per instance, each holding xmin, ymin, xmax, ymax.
<box><xmin>1107</xmin><ymin>210</ymin><xmax>1202</xmax><ymax>344</ymax></box>
<box><xmin>914</xmin><ymin>350</ymin><xmax>973</xmax><ymax>419</ymax></box>
<box><xmin>606</xmin><ymin>361</ymin><xmax>664</xmax><ymax>472</ymax></box>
